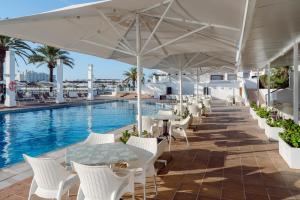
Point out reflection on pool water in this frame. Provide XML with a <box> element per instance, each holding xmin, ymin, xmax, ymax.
<box><xmin>0</xmin><ymin>100</ymin><xmax>168</xmax><ymax>168</ymax></box>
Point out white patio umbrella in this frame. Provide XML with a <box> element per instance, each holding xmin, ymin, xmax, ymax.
<box><xmin>0</xmin><ymin>0</ymin><xmax>246</xmax><ymax>134</ymax></box>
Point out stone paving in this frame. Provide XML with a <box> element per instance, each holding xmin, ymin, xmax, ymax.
<box><xmin>1</xmin><ymin>101</ymin><xmax>300</xmax><ymax>200</ymax></box>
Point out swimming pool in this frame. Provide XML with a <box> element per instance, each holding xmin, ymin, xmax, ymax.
<box><xmin>0</xmin><ymin>100</ymin><xmax>167</xmax><ymax>168</ymax></box>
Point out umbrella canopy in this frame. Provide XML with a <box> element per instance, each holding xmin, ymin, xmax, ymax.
<box><xmin>239</xmin><ymin>0</ymin><xmax>300</xmax><ymax>69</ymax></box>
<box><xmin>150</xmin><ymin>52</ymin><xmax>236</xmax><ymax>74</ymax></box>
<box><xmin>0</xmin><ymin>0</ymin><xmax>246</xmax><ymax>68</ymax></box>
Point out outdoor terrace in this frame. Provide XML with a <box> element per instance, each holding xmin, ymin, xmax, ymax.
<box><xmin>1</xmin><ymin>100</ymin><xmax>300</xmax><ymax>200</ymax></box>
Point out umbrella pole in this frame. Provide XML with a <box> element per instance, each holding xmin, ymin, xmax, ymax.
<box><xmin>136</xmin><ymin>14</ymin><xmax>142</xmax><ymax>136</ymax></box>
<box><xmin>196</xmin><ymin>68</ymin><xmax>199</xmax><ymax>103</ymax></box>
<box><xmin>179</xmin><ymin>68</ymin><xmax>183</xmax><ymax>115</ymax></box>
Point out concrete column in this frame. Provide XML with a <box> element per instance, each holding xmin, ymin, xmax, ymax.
<box><xmin>256</xmin><ymin>67</ymin><xmax>260</xmax><ymax>106</ymax></box>
<box><xmin>179</xmin><ymin>68</ymin><xmax>183</xmax><ymax>114</ymax></box>
<box><xmin>56</xmin><ymin>59</ymin><xmax>64</xmax><ymax>103</ymax></box>
<box><xmin>87</xmin><ymin>105</ymin><xmax>93</xmax><ymax>132</ymax></box>
<box><xmin>4</xmin><ymin>51</ymin><xmax>16</xmax><ymax>107</ymax></box>
<box><xmin>293</xmin><ymin>43</ymin><xmax>299</xmax><ymax>123</ymax></box>
<box><xmin>267</xmin><ymin>63</ymin><xmax>271</xmax><ymax>107</ymax></box>
<box><xmin>87</xmin><ymin>64</ymin><xmax>94</xmax><ymax>101</ymax></box>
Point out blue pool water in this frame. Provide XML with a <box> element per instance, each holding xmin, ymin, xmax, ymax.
<box><xmin>0</xmin><ymin>100</ymin><xmax>167</xmax><ymax>168</ymax></box>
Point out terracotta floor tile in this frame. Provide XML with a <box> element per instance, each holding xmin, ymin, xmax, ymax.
<box><xmin>2</xmin><ymin>101</ymin><xmax>300</xmax><ymax>200</ymax></box>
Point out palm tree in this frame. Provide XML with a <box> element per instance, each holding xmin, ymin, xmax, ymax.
<box><xmin>28</xmin><ymin>45</ymin><xmax>74</xmax><ymax>92</ymax></box>
<box><xmin>0</xmin><ymin>36</ymin><xmax>34</xmax><ymax>92</ymax></box>
<box><xmin>123</xmin><ymin>67</ymin><xmax>144</xmax><ymax>91</ymax></box>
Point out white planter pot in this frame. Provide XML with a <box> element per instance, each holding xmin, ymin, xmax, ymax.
<box><xmin>265</xmin><ymin>124</ymin><xmax>283</xmax><ymax>141</ymax></box>
<box><xmin>250</xmin><ymin>108</ymin><xmax>258</xmax><ymax>120</ymax></box>
<box><xmin>157</xmin><ymin>138</ymin><xmax>168</xmax><ymax>158</ymax></box>
<box><xmin>279</xmin><ymin>137</ymin><xmax>300</xmax><ymax>169</ymax></box>
<box><xmin>257</xmin><ymin>117</ymin><xmax>267</xmax><ymax>129</ymax></box>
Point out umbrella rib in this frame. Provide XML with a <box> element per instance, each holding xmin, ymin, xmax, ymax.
<box><xmin>140</xmin><ymin>0</ymin><xmax>174</xmax><ymax>54</ymax></box>
<box><xmin>188</xmin><ymin>57</ymin><xmax>216</xmax><ymax>68</ymax></box>
<box><xmin>143</xmin><ymin>25</ymin><xmax>210</xmax><ymax>56</ymax></box>
<box><xmin>138</xmin><ymin>0</ymin><xmax>172</xmax><ymax>13</ymax></box>
<box><xmin>140</xmin><ymin>16</ymin><xmax>168</xmax><ymax>56</ymax></box>
<box><xmin>96</xmin><ymin>9</ymin><xmax>135</xmax><ymax>53</ymax></box>
<box><xmin>81</xmin><ymin>39</ymin><xmax>135</xmax><ymax>56</ymax></box>
<box><xmin>140</xmin><ymin>13</ymin><xmax>240</xmax><ymax>32</ymax></box>
<box><xmin>182</xmin><ymin>53</ymin><xmax>201</xmax><ymax>69</ymax></box>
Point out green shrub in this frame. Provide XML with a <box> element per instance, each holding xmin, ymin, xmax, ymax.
<box><xmin>256</xmin><ymin>107</ymin><xmax>269</xmax><ymax>118</ymax></box>
<box><xmin>280</xmin><ymin>128</ymin><xmax>300</xmax><ymax>148</ymax></box>
<box><xmin>250</xmin><ymin>102</ymin><xmax>258</xmax><ymax>110</ymax></box>
<box><xmin>279</xmin><ymin>119</ymin><xmax>300</xmax><ymax>148</ymax></box>
<box><xmin>266</xmin><ymin>117</ymin><xmax>284</xmax><ymax>127</ymax></box>
<box><xmin>281</xmin><ymin>119</ymin><xmax>299</xmax><ymax>131</ymax></box>
<box><xmin>259</xmin><ymin>66</ymin><xmax>289</xmax><ymax>89</ymax></box>
<box><xmin>119</xmin><ymin>126</ymin><xmax>148</xmax><ymax>143</ymax></box>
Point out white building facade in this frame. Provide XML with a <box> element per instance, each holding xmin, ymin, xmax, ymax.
<box><xmin>16</xmin><ymin>70</ymin><xmax>55</xmax><ymax>82</ymax></box>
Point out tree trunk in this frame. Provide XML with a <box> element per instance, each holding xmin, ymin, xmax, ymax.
<box><xmin>0</xmin><ymin>49</ymin><xmax>6</xmax><ymax>93</ymax></box>
<box><xmin>133</xmin><ymin>81</ymin><xmax>136</xmax><ymax>91</ymax></box>
<box><xmin>49</xmin><ymin>66</ymin><xmax>54</xmax><ymax>92</ymax></box>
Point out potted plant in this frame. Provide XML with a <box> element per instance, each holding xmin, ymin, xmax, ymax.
<box><xmin>256</xmin><ymin>107</ymin><xmax>269</xmax><ymax>129</ymax></box>
<box><xmin>119</xmin><ymin>126</ymin><xmax>168</xmax><ymax>161</ymax></box>
<box><xmin>265</xmin><ymin>117</ymin><xmax>284</xmax><ymax>141</ymax></box>
<box><xmin>279</xmin><ymin>119</ymin><xmax>300</xmax><ymax>169</ymax></box>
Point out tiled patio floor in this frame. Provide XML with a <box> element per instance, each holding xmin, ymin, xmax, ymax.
<box><xmin>1</xmin><ymin>101</ymin><xmax>300</xmax><ymax>200</ymax></box>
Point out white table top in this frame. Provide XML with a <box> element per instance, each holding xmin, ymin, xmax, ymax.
<box><xmin>151</xmin><ymin>114</ymin><xmax>180</xmax><ymax>121</ymax></box>
<box><xmin>65</xmin><ymin>142</ymin><xmax>152</xmax><ymax>166</ymax></box>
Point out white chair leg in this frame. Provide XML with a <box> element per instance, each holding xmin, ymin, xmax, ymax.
<box><xmin>143</xmin><ymin>183</ymin><xmax>146</xmax><ymax>200</ymax></box>
<box><xmin>184</xmin><ymin>132</ymin><xmax>189</xmax><ymax>146</ymax></box>
<box><xmin>153</xmin><ymin>175</ymin><xmax>158</xmax><ymax>196</ymax></box>
<box><xmin>77</xmin><ymin>187</ymin><xmax>85</xmax><ymax>200</ymax></box>
<box><xmin>28</xmin><ymin>178</ymin><xmax>37</xmax><ymax>200</ymax></box>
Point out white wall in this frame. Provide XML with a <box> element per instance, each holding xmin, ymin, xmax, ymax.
<box><xmin>195</xmin><ymin>80</ymin><xmax>240</xmax><ymax>100</ymax></box>
<box><xmin>142</xmin><ymin>77</ymin><xmax>194</xmax><ymax>98</ymax></box>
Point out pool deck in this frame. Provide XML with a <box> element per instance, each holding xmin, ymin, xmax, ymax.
<box><xmin>1</xmin><ymin>100</ymin><xmax>300</xmax><ymax>200</ymax></box>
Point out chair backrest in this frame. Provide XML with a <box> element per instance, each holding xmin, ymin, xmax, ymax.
<box><xmin>84</xmin><ymin>133</ymin><xmax>115</xmax><ymax>145</ymax></box>
<box><xmin>180</xmin><ymin>115</ymin><xmax>191</xmax><ymax>129</ymax></box>
<box><xmin>141</xmin><ymin>116</ymin><xmax>154</xmax><ymax>133</ymax></box>
<box><xmin>127</xmin><ymin>136</ymin><xmax>157</xmax><ymax>160</ymax></box>
<box><xmin>188</xmin><ymin>105</ymin><xmax>200</xmax><ymax>116</ymax></box>
<box><xmin>158</xmin><ymin>110</ymin><xmax>173</xmax><ymax>116</ymax></box>
<box><xmin>73</xmin><ymin>162</ymin><xmax>122</xmax><ymax>200</ymax></box>
<box><xmin>23</xmin><ymin>154</ymin><xmax>69</xmax><ymax>190</ymax></box>
<box><xmin>203</xmin><ymin>99</ymin><xmax>211</xmax><ymax>107</ymax></box>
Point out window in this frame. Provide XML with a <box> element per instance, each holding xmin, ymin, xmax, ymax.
<box><xmin>210</xmin><ymin>75</ymin><xmax>224</xmax><ymax>80</ymax></box>
<box><xmin>227</xmin><ymin>74</ymin><xmax>237</xmax><ymax>80</ymax></box>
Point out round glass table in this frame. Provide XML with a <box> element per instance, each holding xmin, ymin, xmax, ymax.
<box><xmin>65</xmin><ymin>142</ymin><xmax>152</xmax><ymax>166</ymax></box>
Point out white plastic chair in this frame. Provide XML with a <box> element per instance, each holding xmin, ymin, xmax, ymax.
<box><xmin>235</xmin><ymin>95</ymin><xmax>243</xmax><ymax>106</ymax></box>
<box><xmin>72</xmin><ymin>162</ymin><xmax>135</xmax><ymax>200</ymax></box>
<box><xmin>126</xmin><ymin>136</ymin><xmax>158</xmax><ymax>200</ymax></box>
<box><xmin>169</xmin><ymin>115</ymin><xmax>191</xmax><ymax>151</ymax></box>
<box><xmin>24</xmin><ymin>154</ymin><xmax>78</xmax><ymax>200</ymax></box>
<box><xmin>84</xmin><ymin>132</ymin><xmax>115</xmax><ymax>145</ymax></box>
<box><xmin>140</xmin><ymin>116</ymin><xmax>160</xmax><ymax>137</ymax></box>
<box><xmin>188</xmin><ymin>104</ymin><xmax>201</xmax><ymax>117</ymax></box>
<box><xmin>226</xmin><ymin>95</ymin><xmax>233</xmax><ymax>106</ymax></box>
<box><xmin>203</xmin><ymin>99</ymin><xmax>211</xmax><ymax>112</ymax></box>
